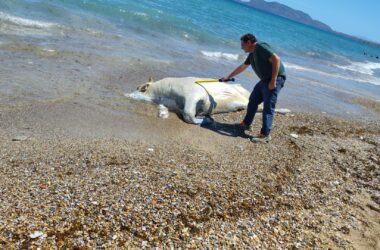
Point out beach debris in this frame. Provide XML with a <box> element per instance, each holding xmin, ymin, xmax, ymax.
<box><xmin>147</xmin><ymin>148</ymin><xmax>154</xmax><ymax>152</ymax></box>
<box><xmin>294</xmin><ymin>242</ymin><xmax>303</xmax><ymax>249</ymax></box>
<box><xmin>275</xmin><ymin>108</ymin><xmax>291</xmax><ymax>115</ymax></box>
<box><xmin>30</xmin><ymin>231</ymin><xmax>46</xmax><ymax>239</ymax></box>
<box><xmin>290</xmin><ymin>133</ymin><xmax>299</xmax><ymax>139</ymax></box>
<box><xmin>370</xmin><ymin>155</ymin><xmax>378</xmax><ymax>162</ymax></box>
<box><xmin>12</xmin><ymin>135</ymin><xmax>28</xmax><ymax>141</ymax></box>
<box><xmin>158</xmin><ymin>104</ymin><xmax>169</xmax><ymax>119</ymax></box>
<box><xmin>42</xmin><ymin>48</ymin><xmax>55</xmax><ymax>53</ymax></box>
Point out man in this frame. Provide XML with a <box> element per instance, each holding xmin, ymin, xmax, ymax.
<box><xmin>222</xmin><ymin>33</ymin><xmax>286</xmax><ymax>143</ymax></box>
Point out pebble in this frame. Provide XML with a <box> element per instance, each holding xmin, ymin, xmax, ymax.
<box><xmin>290</xmin><ymin>133</ymin><xmax>299</xmax><ymax>139</ymax></box>
<box><xmin>30</xmin><ymin>231</ymin><xmax>46</xmax><ymax>239</ymax></box>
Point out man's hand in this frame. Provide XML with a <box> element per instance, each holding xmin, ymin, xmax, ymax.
<box><xmin>268</xmin><ymin>79</ymin><xmax>276</xmax><ymax>90</ymax></box>
<box><xmin>220</xmin><ymin>76</ymin><xmax>231</xmax><ymax>82</ymax></box>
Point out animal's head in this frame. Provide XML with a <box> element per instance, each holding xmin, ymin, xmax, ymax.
<box><xmin>137</xmin><ymin>77</ymin><xmax>153</xmax><ymax>93</ymax></box>
<box><xmin>125</xmin><ymin>77</ymin><xmax>155</xmax><ymax>102</ymax></box>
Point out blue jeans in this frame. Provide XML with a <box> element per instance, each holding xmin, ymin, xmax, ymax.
<box><xmin>243</xmin><ymin>76</ymin><xmax>285</xmax><ymax>136</ymax></box>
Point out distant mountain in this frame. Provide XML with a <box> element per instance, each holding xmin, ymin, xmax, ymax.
<box><xmin>233</xmin><ymin>0</ymin><xmax>380</xmax><ymax>48</ymax></box>
<box><xmin>233</xmin><ymin>0</ymin><xmax>333</xmax><ymax>32</ymax></box>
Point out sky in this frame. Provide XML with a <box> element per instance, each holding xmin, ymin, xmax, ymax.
<box><xmin>272</xmin><ymin>0</ymin><xmax>380</xmax><ymax>43</ymax></box>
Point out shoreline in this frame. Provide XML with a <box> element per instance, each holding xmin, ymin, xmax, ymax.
<box><xmin>1</xmin><ymin>37</ymin><xmax>380</xmax><ymax>122</ymax></box>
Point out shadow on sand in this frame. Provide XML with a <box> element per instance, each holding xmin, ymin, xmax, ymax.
<box><xmin>201</xmin><ymin>120</ymin><xmax>253</xmax><ymax>140</ymax></box>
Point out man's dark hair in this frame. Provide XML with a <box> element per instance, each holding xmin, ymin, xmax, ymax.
<box><xmin>240</xmin><ymin>33</ymin><xmax>257</xmax><ymax>43</ymax></box>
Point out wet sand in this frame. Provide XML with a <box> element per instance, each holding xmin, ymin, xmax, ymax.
<box><xmin>0</xmin><ymin>94</ymin><xmax>379</xmax><ymax>248</ymax></box>
<box><xmin>353</xmin><ymin>97</ymin><xmax>380</xmax><ymax>116</ymax></box>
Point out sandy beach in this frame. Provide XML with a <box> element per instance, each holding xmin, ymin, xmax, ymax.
<box><xmin>1</xmin><ymin>92</ymin><xmax>379</xmax><ymax>249</ymax></box>
<box><xmin>1</xmin><ymin>6</ymin><xmax>380</xmax><ymax>248</ymax></box>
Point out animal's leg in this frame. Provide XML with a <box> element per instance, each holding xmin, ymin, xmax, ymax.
<box><xmin>182</xmin><ymin>100</ymin><xmax>213</xmax><ymax>125</ymax></box>
<box><xmin>157</xmin><ymin>104</ymin><xmax>169</xmax><ymax>119</ymax></box>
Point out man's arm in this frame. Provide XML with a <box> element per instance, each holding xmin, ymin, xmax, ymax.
<box><xmin>223</xmin><ymin>64</ymin><xmax>249</xmax><ymax>81</ymax></box>
<box><xmin>268</xmin><ymin>53</ymin><xmax>281</xmax><ymax>90</ymax></box>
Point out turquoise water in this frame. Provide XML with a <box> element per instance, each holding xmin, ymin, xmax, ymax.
<box><xmin>1</xmin><ymin>0</ymin><xmax>380</xmax><ymax>116</ymax></box>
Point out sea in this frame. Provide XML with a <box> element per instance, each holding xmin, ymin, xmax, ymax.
<box><xmin>1</xmin><ymin>0</ymin><xmax>380</xmax><ymax>119</ymax></box>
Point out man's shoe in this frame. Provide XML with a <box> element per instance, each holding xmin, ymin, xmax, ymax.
<box><xmin>237</xmin><ymin>121</ymin><xmax>252</xmax><ymax>131</ymax></box>
<box><xmin>251</xmin><ymin>134</ymin><xmax>272</xmax><ymax>143</ymax></box>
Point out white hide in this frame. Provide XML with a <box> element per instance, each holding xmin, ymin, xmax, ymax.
<box><xmin>126</xmin><ymin>77</ymin><xmax>250</xmax><ymax>124</ymax></box>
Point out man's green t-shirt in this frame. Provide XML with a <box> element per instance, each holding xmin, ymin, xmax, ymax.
<box><xmin>244</xmin><ymin>42</ymin><xmax>286</xmax><ymax>81</ymax></box>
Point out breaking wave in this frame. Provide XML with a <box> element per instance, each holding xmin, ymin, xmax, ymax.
<box><xmin>334</xmin><ymin>61</ymin><xmax>380</xmax><ymax>76</ymax></box>
<box><xmin>0</xmin><ymin>11</ymin><xmax>59</xmax><ymax>29</ymax></box>
<box><xmin>201</xmin><ymin>50</ymin><xmax>239</xmax><ymax>61</ymax></box>
<box><xmin>285</xmin><ymin>62</ymin><xmax>380</xmax><ymax>86</ymax></box>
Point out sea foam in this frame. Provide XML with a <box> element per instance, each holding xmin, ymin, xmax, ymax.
<box><xmin>0</xmin><ymin>11</ymin><xmax>58</xmax><ymax>29</ymax></box>
<box><xmin>334</xmin><ymin>61</ymin><xmax>380</xmax><ymax>76</ymax></box>
<box><xmin>285</xmin><ymin>62</ymin><xmax>380</xmax><ymax>86</ymax></box>
<box><xmin>201</xmin><ymin>51</ymin><xmax>239</xmax><ymax>61</ymax></box>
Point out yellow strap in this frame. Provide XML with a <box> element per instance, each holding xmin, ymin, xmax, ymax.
<box><xmin>195</xmin><ymin>79</ymin><xmax>219</xmax><ymax>83</ymax></box>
